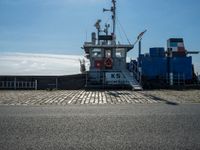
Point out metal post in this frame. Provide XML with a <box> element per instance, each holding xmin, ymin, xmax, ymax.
<box><xmin>2</xmin><ymin>81</ymin><xmax>4</xmax><ymax>88</ymax></box>
<box><xmin>6</xmin><ymin>81</ymin><xmax>8</xmax><ymax>88</ymax></box>
<box><xmin>112</xmin><ymin>0</ymin><xmax>116</xmax><ymax>37</ymax></box>
<box><xmin>56</xmin><ymin>78</ymin><xmax>58</xmax><ymax>90</ymax></box>
<box><xmin>86</xmin><ymin>72</ymin><xmax>88</xmax><ymax>87</ymax></box>
<box><xmin>103</xmin><ymin>0</ymin><xmax>116</xmax><ymax>44</ymax></box>
<box><xmin>139</xmin><ymin>40</ymin><xmax>141</xmax><ymax>58</ymax></box>
<box><xmin>138</xmin><ymin>40</ymin><xmax>142</xmax><ymax>84</ymax></box>
<box><xmin>170</xmin><ymin>73</ymin><xmax>173</xmax><ymax>86</ymax></box>
<box><xmin>35</xmin><ymin>80</ymin><xmax>38</xmax><ymax>90</ymax></box>
<box><xmin>98</xmin><ymin>28</ymin><xmax>100</xmax><ymax>45</ymax></box>
<box><xmin>25</xmin><ymin>82</ymin><xmax>27</xmax><ymax>88</ymax></box>
<box><xmin>14</xmin><ymin>77</ymin><xmax>16</xmax><ymax>90</ymax></box>
<box><xmin>178</xmin><ymin>73</ymin><xmax>180</xmax><ymax>86</ymax></box>
<box><xmin>168</xmin><ymin>50</ymin><xmax>174</xmax><ymax>86</ymax></box>
<box><xmin>103</xmin><ymin>71</ymin><xmax>105</xmax><ymax>88</ymax></box>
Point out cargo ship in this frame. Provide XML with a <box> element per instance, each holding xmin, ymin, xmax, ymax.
<box><xmin>82</xmin><ymin>0</ymin><xmax>199</xmax><ymax>90</ymax></box>
<box><xmin>0</xmin><ymin>0</ymin><xmax>199</xmax><ymax>90</ymax></box>
<box><xmin>83</xmin><ymin>0</ymin><xmax>142</xmax><ymax>90</ymax></box>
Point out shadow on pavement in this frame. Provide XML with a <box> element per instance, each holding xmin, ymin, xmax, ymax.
<box><xmin>107</xmin><ymin>91</ymin><xmax>179</xmax><ymax>105</ymax></box>
<box><xmin>146</xmin><ymin>95</ymin><xmax>179</xmax><ymax>106</ymax></box>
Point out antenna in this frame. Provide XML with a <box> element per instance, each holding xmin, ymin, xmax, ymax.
<box><xmin>112</xmin><ymin>0</ymin><xmax>116</xmax><ymax>37</ymax></box>
<box><xmin>103</xmin><ymin>0</ymin><xmax>116</xmax><ymax>43</ymax></box>
<box><xmin>104</xmin><ymin>24</ymin><xmax>110</xmax><ymax>35</ymax></box>
<box><xmin>94</xmin><ymin>19</ymin><xmax>102</xmax><ymax>45</ymax></box>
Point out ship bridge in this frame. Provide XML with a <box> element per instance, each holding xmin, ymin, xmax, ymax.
<box><xmin>83</xmin><ymin>0</ymin><xmax>142</xmax><ymax>90</ymax></box>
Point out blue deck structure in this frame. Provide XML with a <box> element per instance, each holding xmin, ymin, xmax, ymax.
<box><xmin>129</xmin><ymin>38</ymin><xmax>199</xmax><ymax>87</ymax></box>
<box><xmin>140</xmin><ymin>56</ymin><xmax>168</xmax><ymax>79</ymax></box>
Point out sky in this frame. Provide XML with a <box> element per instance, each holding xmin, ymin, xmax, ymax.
<box><xmin>0</xmin><ymin>0</ymin><xmax>200</xmax><ymax>74</ymax></box>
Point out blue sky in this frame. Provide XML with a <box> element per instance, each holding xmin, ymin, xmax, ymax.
<box><xmin>0</xmin><ymin>0</ymin><xmax>200</xmax><ymax>71</ymax></box>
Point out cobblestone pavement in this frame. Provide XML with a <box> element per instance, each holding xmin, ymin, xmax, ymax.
<box><xmin>0</xmin><ymin>90</ymin><xmax>162</xmax><ymax>106</ymax></box>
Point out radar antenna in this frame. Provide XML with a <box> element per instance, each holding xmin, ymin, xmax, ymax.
<box><xmin>103</xmin><ymin>0</ymin><xmax>116</xmax><ymax>43</ymax></box>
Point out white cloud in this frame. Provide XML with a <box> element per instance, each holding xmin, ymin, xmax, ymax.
<box><xmin>0</xmin><ymin>52</ymin><xmax>89</xmax><ymax>75</ymax></box>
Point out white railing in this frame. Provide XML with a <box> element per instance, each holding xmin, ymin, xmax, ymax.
<box><xmin>0</xmin><ymin>80</ymin><xmax>37</xmax><ymax>90</ymax></box>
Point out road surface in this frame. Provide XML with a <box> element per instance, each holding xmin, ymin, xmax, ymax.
<box><xmin>0</xmin><ymin>104</ymin><xmax>200</xmax><ymax>150</ymax></box>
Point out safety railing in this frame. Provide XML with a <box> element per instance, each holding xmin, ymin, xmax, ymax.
<box><xmin>132</xmin><ymin>62</ymin><xmax>142</xmax><ymax>84</ymax></box>
<box><xmin>165</xmin><ymin>73</ymin><xmax>185</xmax><ymax>86</ymax></box>
<box><xmin>0</xmin><ymin>80</ymin><xmax>37</xmax><ymax>90</ymax></box>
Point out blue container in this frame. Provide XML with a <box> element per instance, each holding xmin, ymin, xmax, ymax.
<box><xmin>140</xmin><ymin>57</ymin><xmax>167</xmax><ymax>79</ymax></box>
<box><xmin>137</xmin><ymin>48</ymin><xmax>193</xmax><ymax>80</ymax></box>
<box><xmin>149</xmin><ymin>47</ymin><xmax>165</xmax><ymax>57</ymax></box>
<box><xmin>170</xmin><ymin>57</ymin><xmax>192</xmax><ymax>80</ymax></box>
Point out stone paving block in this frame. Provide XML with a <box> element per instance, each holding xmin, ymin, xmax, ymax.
<box><xmin>0</xmin><ymin>90</ymin><xmax>162</xmax><ymax>106</ymax></box>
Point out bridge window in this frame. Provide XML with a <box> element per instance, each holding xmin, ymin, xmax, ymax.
<box><xmin>116</xmin><ymin>48</ymin><xmax>125</xmax><ymax>58</ymax></box>
<box><xmin>105</xmin><ymin>50</ymin><xmax>112</xmax><ymax>58</ymax></box>
<box><xmin>92</xmin><ymin>49</ymin><xmax>102</xmax><ymax>58</ymax></box>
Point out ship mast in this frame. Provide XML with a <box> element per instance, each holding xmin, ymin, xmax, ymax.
<box><xmin>103</xmin><ymin>0</ymin><xmax>116</xmax><ymax>43</ymax></box>
<box><xmin>112</xmin><ymin>0</ymin><xmax>116</xmax><ymax>37</ymax></box>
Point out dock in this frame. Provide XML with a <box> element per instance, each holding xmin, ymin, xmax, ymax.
<box><xmin>0</xmin><ymin>90</ymin><xmax>160</xmax><ymax>106</ymax></box>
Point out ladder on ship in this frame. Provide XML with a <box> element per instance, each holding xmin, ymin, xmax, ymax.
<box><xmin>85</xmin><ymin>70</ymin><xmax>143</xmax><ymax>90</ymax></box>
<box><xmin>122</xmin><ymin>70</ymin><xmax>143</xmax><ymax>91</ymax></box>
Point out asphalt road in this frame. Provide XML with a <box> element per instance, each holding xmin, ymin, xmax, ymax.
<box><xmin>0</xmin><ymin>104</ymin><xmax>200</xmax><ymax>150</ymax></box>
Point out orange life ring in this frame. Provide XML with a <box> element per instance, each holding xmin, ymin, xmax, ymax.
<box><xmin>104</xmin><ymin>58</ymin><xmax>113</xmax><ymax>68</ymax></box>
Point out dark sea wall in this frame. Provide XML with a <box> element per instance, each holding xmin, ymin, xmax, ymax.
<box><xmin>0</xmin><ymin>74</ymin><xmax>86</xmax><ymax>90</ymax></box>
